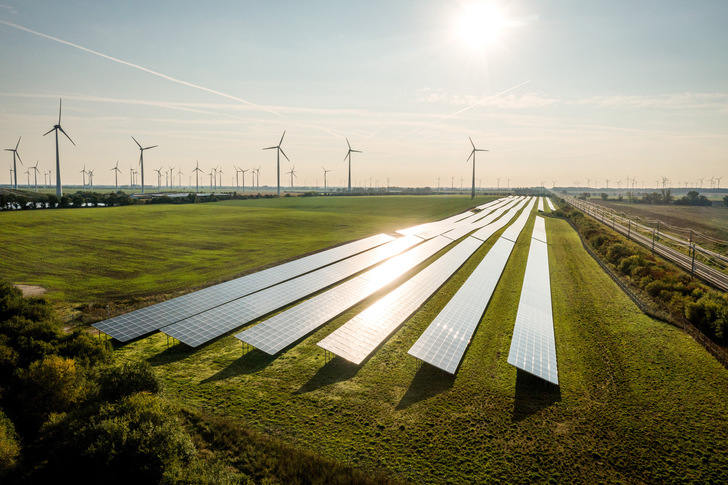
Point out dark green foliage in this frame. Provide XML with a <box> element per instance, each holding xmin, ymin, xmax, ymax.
<box><xmin>97</xmin><ymin>361</ymin><xmax>161</xmax><ymax>402</ymax></box>
<box><xmin>0</xmin><ymin>409</ymin><xmax>20</xmax><ymax>476</ymax></box>
<box><xmin>675</xmin><ymin>191</ymin><xmax>712</xmax><ymax>206</ymax></box>
<box><xmin>49</xmin><ymin>393</ymin><xmax>196</xmax><ymax>485</ymax></box>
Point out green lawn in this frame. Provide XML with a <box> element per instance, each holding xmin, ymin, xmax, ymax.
<box><xmin>0</xmin><ymin>195</ymin><xmax>491</xmax><ymax>305</ymax></box>
<box><xmin>112</xmin><ymin>207</ymin><xmax>728</xmax><ymax>483</ymax></box>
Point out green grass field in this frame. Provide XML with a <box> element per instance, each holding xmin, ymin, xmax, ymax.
<box><xmin>0</xmin><ymin>195</ymin><xmax>491</xmax><ymax>306</ymax></box>
<box><xmin>3</xmin><ymin>195</ymin><xmax>728</xmax><ymax>483</ymax></box>
<box><xmin>109</xmin><ymin>201</ymin><xmax>728</xmax><ymax>484</ymax></box>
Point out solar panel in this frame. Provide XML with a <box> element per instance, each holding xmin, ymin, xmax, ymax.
<box><xmin>442</xmin><ymin>198</ymin><xmax>521</xmax><ymax>241</ymax></box>
<box><xmin>318</xmin><ymin>236</ymin><xmax>484</xmax><ymax>364</ymax></box>
<box><xmin>161</xmin><ymin>235</ymin><xmax>422</xmax><ymax>347</ymax></box>
<box><xmin>92</xmin><ymin>233</ymin><xmax>396</xmax><ymax>342</ymax></box>
<box><xmin>236</xmin><ymin>235</ymin><xmax>456</xmax><ymax>355</ymax></box>
<box><xmin>470</xmin><ymin>197</ymin><xmax>533</xmax><ymax>242</ymax></box>
<box><xmin>538</xmin><ymin>197</ymin><xmax>545</xmax><ymax>211</ymax></box>
<box><xmin>407</xmin><ymin>197</ymin><xmax>535</xmax><ymax>374</ymax></box>
<box><xmin>546</xmin><ymin>198</ymin><xmax>556</xmax><ymax>211</ymax></box>
<box><xmin>507</xmin><ymin>217</ymin><xmax>558</xmax><ymax>385</ymax></box>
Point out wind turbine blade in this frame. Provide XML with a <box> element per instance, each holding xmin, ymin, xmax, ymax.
<box><xmin>263</xmin><ymin>146</ymin><xmax>276</xmax><ymax>150</ymax></box>
<box><xmin>469</xmin><ymin>137</ymin><xmax>475</xmax><ymax>149</ymax></box>
<box><xmin>352</xmin><ymin>149</ymin><xmax>362</xmax><ymax>153</ymax></box>
<box><xmin>16</xmin><ymin>153</ymin><xmax>23</xmax><ymax>165</ymax></box>
<box><xmin>144</xmin><ymin>145</ymin><xmax>158</xmax><ymax>150</ymax></box>
<box><xmin>43</xmin><ymin>127</ymin><xmax>55</xmax><ymax>137</ymax></box>
<box><xmin>467</xmin><ymin>149</ymin><xmax>475</xmax><ymax>162</ymax></box>
<box><xmin>132</xmin><ymin>136</ymin><xmax>142</xmax><ymax>149</ymax></box>
<box><xmin>279</xmin><ymin>148</ymin><xmax>290</xmax><ymax>162</ymax></box>
<box><xmin>58</xmin><ymin>99</ymin><xmax>62</xmax><ymax>125</ymax></box>
<box><xmin>475</xmin><ymin>148</ymin><xmax>489</xmax><ymax>152</ymax></box>
<box><xmin>15</xmin><ymin>137</ymin><xmax>21</xmax><ymax>150</ymax></box>
<box><xmin>59</xmin><ymin>126</ymin><xmax>76</xmax><ymax>146</ymax></box>
<box><xmin>279</xmin><ymin>130</ymin><xmax>286</xmax><ymax>145</ymax></box>
<box><xmin>346</xmin><ymin>138</ymin><xmax>352</xmax><ymax>150</ymax></box>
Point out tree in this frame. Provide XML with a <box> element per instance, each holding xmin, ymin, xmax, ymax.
<box><xmin>723</xmin><ymin>195</ymin><xmax>728</xmax><ymax>207</ymax></box>
<box><xmin>601</xmin><ymin>193</ymin><xmax>608</xmax><ymax>201</ymax></box>
<box><xmin>96</xmin><ymin>361</ymin><xmax>160</xmax><ymax>402</ymax></box>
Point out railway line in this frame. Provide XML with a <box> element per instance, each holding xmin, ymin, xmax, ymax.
<box><xmin>563</xmin><ymin>196</ymin><xmax>728</xmax><ymax>292</ymax></box>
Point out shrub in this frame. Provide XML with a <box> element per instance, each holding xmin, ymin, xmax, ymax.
<box><xmin>606</xmin><ymin>243</ymin><xmax>632</xmax><ymax>265</ymax></box>
<box><xmin>96</xmin><ymin>361</ymin><xmax>161</xmax><ymax>402</ymax></box>
<box><xmin>0</xmin><ymin>409</ymin><xmax>20</xmax><ymax>476</ymax></box>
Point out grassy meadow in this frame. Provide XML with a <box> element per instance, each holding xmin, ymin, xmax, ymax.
<box><xmin>0</xmin><ymin>195</ymin><xmax>491</xmax><ymax>307</ymax></box>
<box><xmin>3</xmin><ymin>195</ymin><xmax>728</xmax><ymax>483</ymax></box>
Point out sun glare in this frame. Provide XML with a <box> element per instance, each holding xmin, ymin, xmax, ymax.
<box><xmin>457</xmin><ymin>2</ymin><xmax>508</xmax><ymax>49</ymax></box>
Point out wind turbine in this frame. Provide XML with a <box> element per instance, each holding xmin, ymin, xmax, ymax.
<box><xmin>88</xmin><ymin>169</ymin><xmax>95</xmax><ymax>190</ymax></box>
<box><xmin>218</xmin><ymin>166</ymin><xmax>224</xmax><ymax>188</ymax></box>
<box><xmin>132</xmin><ymin>136</ymin><xmax>157</xmax><ymax>194</ymax></box>
<box><xmin>717</xmin><ymin>176</ymin><xmax>723</xmax><ymax>189</ymax></box>
<box><xmin>263</xmin><ymin>131</ymin><xmax>289</xmax><ymax>196</ymax></box>
<box><xmin>466</xmin><ymin>137</ymin><xmax>488</xmax><ymax>199</ymax></box>
<box><xmin>322</xmin><ymin>166</ymin><xmax>332</xmax><ymax>190</ymax></box>
<box><xmin>241</xmin><ymin>168</ymin><xmax>249</xmax><ymax>192</ymax></box>
<box><xmin>192</xmin><ymin>161</ymin><xmax>202</xmax><ymax>193</ymax></box>
<box><xmin>43</xmin><ymin>99</ymin><xmax>75</xmax><ymax>197</ymax></box>
<box><xmin>605</xmin><ymin>179</ymin><xmax>610</xmax><ymax>189</ymax></box>
<box><xmin>31</xmin><ymin>161</ymin><xmax>40</xmax><ymax>193</ymax></box>
<box><xmin>208</xmin><ymin>169</ymin><xmax>214</xmax><ymax>189</ymax></box>
<box><xmin>343</xmin><ymin>138</ymin><xmax>361</xmax><ymax>192</ymax></box>
<box><xmin>24</xmin><ymin>168</ymin><xmax>30</xmax><ymax>188</ymax></box>
<box><xmin>154</xmin><ymin>167</ymin><xmax>162</xmax><ymax>190</ymax></box>
<box><xmin>4</xmin><ymin>137</ymin><xmax>22</xmax><ymax>190</ymax></box>
<box><xmin>80</xmin><ymin>165</ymin><xmax>87</xmax><ymax>190</ymax></box>
<box><xmin>169</xmin><ymin>166</ymin><xmax>175</xmax><ymax>189</ymax></box>
<box><xmin>177</xmin><ymin>169</ymin><xmax>183</xmax><ymax>187</ymax></box>
<box><xmin>255</xmin><ymin>165</ymin><xmax>261</xmax><ymax>190</ymax></box>
<box><xmin>111</xmin><ymin>160</ymin><xmax>121</xmax><ymax>191</ymax></box>
<box><xmin>287</xmin><ymin>165</ymin><xmax>297</xmax><ymax>187</ymax></box>
<box><xmin>233</xmin><ymin>166</ymin><xmax>242</xmax><ymax>188</ymax></box>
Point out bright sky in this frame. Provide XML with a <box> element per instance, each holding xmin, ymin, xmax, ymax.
<box><xmin>1</xmin><ymin>1</ymin><xmax>727</xmax><ymax>189</ymax></box>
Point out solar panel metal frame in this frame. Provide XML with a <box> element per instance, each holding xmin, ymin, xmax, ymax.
<box><xmin>407</xmin><ymin>197</ymin><xmax>536</xmax><ymax>374</ymax></box>
<box><xmin>317</xmin><ymin>236</ymin><xmax>484</xmax><ymax>364</ymax></box>
<box><xmin>507</xmin><ymin>217</ymin><xmax>558</xmax><ymax>385</ymax></box>
<box><xmin>160</xmin><ymin>235</ymin><xmax>422</xmax><ymax>347</ymax></box>
<box><xmin>93</xmin><ymin>232</ymin><xmax>396</xmax><ymax>342</ymax></box>
<box><xmin>236</xmin><ymin>235</ymin><xmax>456</xmax><ymax>355</ymax></box>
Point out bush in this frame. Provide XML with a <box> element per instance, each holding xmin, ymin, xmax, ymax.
<box><xmin>606</xmin><ymin>243</ymin><xmax>632</xmax><ymax>265</ymax></box>
<box><xmin>97</xmin><ymin>361</ymin><xmax>161</xmax><ymax>402</ymax></box>
<box><xmin>0</xmin><ymin>409</ymin><xmax>20</xmax><ymax>476</ymax></box>
<box><xmin>67</xmin><ymin>393</ymin><xmax>195</xmax><ymax>483</ymax></box>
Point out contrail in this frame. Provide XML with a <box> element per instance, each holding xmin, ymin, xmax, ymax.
<box><xmin>0</xmin><ymin>19</ymin><xmax>281</xmax><ymax>117</ymax></box>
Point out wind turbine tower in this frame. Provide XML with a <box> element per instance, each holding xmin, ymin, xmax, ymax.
<box><xmin>467</xmin><ymin>137</ymin><xmax>488</xmax><ymax>199</ymax></box>
<box><xmin>43</xmin><ymin>99</ymin><xmax>75</xmax><ymax>197</ymax></box>
<box><xmin>263</xmin><ymin>132</ymin><xmax>289</xmax><ymax>196</ymax></box>
<box><xmin>32</xmin><ymin>161</ymin><xmax>40</xmax><ymax>192</ymax></box>
<box><xmin>287</xmin><ymin>165</ymin><xmax>297</xmax><ymax>187</ymax></box>
<box><xmin>193</xmin><ymin>161</ymin><xmax>202</xmax><ymax>193</ymax></box>
<box><xmin>322</xmin><ymin>166</ymin><xmax>332</xmax><ymax>190</ymax></box>
<box><xmin>343</xmin><ymin>138</ymin><xmax>362</xmax><ymax>192</ymax></box>
<box><xmin>4</xmin><ymin>137</ymin><xmax>22</xmax><ymax>190</ymax></box>
<box><xmin>132</xmin><ymin>136</ymin><xmax>157</xmax><ymax>194</ymax></box>
<box><xmin>111</xmin><ymin>160</ymin><xmax>121</xmax><ymax>191</ymax></box>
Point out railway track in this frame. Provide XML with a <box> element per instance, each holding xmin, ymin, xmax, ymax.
<box><xmin>563</xmin><ymin>196</ymin><xmax>728</xmax><ymax>293</ymax></box>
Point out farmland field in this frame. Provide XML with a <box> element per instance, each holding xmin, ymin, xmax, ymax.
<box><xmin>3</xmin><ymin>195</ymin><xmax>728</xmax><ymax>483</ymax></box>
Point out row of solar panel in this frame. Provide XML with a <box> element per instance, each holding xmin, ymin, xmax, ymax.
<box><xmin>507</xmin><ymin>216</ymin><xmax>558</xmax><ymax>385</ymax></box>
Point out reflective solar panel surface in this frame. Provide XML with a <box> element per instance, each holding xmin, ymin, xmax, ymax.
<box><xmin>407</xmin><ymin>238</ymin><xmax>516</xmax><ymax>374</ymax></box>
<box><xmin>443</xmin><ymin>198</ymin><xmax>520</xmax><ymax>241</ymax></box>
<box><xmin>318</xmin><ymin>236</ymin><xmax>484</xmax><ymax>364</ymax></box>
<box><xmin>93</xmin><ymin>233</ymin><xmax>395</xmax><ymax>342</ymax></box>
<box><xmin>538</xmin><ymin>197</ymin><xmax>545</xmax><ymax>211</ymax></box>
<box><xmin>507</xmin><ymin>217</ymin><xmax>558</xmax><ymax>385</ymax></box>
<box><xmin>236</xmin><ymin>235</ymin><xmax>455</xmax><ymax>354</ymax></box>
<box><xmin>546</xmin><ymin>198</ymin><xmax>556</xmax><ymax>211</ymax></box>
<box><xmin>499</xmin><ymin>198</ymin><xmax>536</xmax><ymax>243</ymax></box>
<box><xmin>470</xmin><ymin>198</ymin><xmax>530</xmax><ymax>242</ymax></box>
<box><xmin>161</xmin><ymin>235</ymin><xmax>422</xmax><ymax>347</ymax></box>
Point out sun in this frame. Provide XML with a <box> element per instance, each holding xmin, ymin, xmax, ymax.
<box><xmin>457</xmin><ymin>2</ymin><xmax>509</xmax><ymax>49</ymax></box>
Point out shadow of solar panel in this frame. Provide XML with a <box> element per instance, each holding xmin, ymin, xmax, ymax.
<box><xmin>318</xmin><ymin>236</ymin><xmax>484</xmax><ymax>364</ymax></box>
<box><xmin>408</xmin><ymin>198</ymin><xmax>536</xmax><ymax>374</ymax></box>
<box><xmin>507</xmin><ymin>217</ymin><xmax>558</xmax><ymax>385</ymax></box>
<box><xmin>162</xmin><ymin>235</ymin><xmax>422</xmax><ymax>347</ymax></box>
<box><xmin>236</xmin><ymin>235</ymin><xmax>457</xmax><ymax>355</ymax></box>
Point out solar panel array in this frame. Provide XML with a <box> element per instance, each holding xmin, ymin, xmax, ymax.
<box><xmin>93</xmin><ymin>233</ymin><xmax>396</xmax><ymax>342</ymax></box>
<box><xmin>408</xmin><ymin>197</ymin><xmax>536</xmax><ymax>374</ymax></box>
<box><xmin>161</xmin><ymin>235</ymin><xmax>422</xmax><ymax>347</ymax></box>
<box><xmin>538</xmin><ymin>197</ymin><xmax>545</xmax><ymax>211</ymax></box>
<box><xmin>236</xmin><ymin>235</ymin><xmax>455</xmax><ymax>354</ymax></box>
<box><xmin>507</xmin><ymin>216</ymin><xmax>558</xmax><ymax>385</ymax></box>
<box><xmin>546</xmin><ymin>198</ymin><xmax>556</xmax><ymax>211</ymax></box>
<box><xmin>318</xmin><ymin>236</ymin><xmax>484</xmax><ymax>364</ymax></box>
